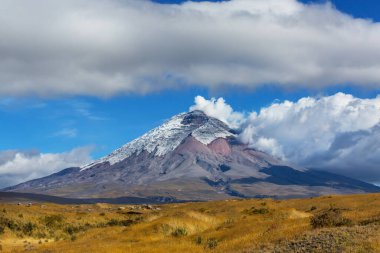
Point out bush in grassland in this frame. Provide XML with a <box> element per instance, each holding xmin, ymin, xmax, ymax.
<box><xmin>311</xmin><ymin>207</ymin><xmax>353</xmax><ymax>229</ymax></box>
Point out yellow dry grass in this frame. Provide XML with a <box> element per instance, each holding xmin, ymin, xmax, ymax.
<box><xmin>0</xmin><ymin>193</ymin><xmax>379</xmax><ymax>253</ymax></box>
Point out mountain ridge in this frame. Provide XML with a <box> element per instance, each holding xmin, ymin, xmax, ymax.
<box><xmin>4</xmin><ymin>110</ymin><xmax>380</xmax><ymax>201</ymax></box>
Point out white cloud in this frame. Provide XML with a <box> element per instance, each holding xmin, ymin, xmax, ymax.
<box><xmin>192</xmin><ymin>93</ymin><xmax>380</xmax><ymax>184</ymax></box>
<box><xmin>241</xmin><ymin>93</ymin><xmax>380</xmax><ymax>164</ymax></box>
<box><xmin>0</xmin><ymin>147</ymin><xmax>93</xmax><ymax>188</ymax></box>
<box><xmin>189</xmin><ymin>96</ymin><xmax>245</xmax><ymax>128</ymax></box>
<box><xmin>1</xmin><ymin>0</ymin><xmax>380</xmax><ymax>96</ymax></box>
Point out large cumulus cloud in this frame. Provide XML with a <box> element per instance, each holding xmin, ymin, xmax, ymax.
<box><xmin>0</xmin><ymin>147</ymin><xmax>93</xmax><ymax>188</ymax></box>
<box><xmin>2</xmin><ymin>0</ymin><xmax>380</xmax><ymax>97</ymax></box>
<box><xmin>190</xmin><ymin>93</ymin><xmax>380</xmax><ymax>184</ymax></box>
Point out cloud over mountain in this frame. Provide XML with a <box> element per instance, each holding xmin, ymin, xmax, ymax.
<box><xmin>0</xmin><ymin>147</ymin><xmax>93</xmax><ymax>188</ymax></box>
<box><xmin>191</xmin><ymin>93</ymin><xmax>380</xmax><ymax>184</ymax></box>
<box><xmin>189</xmin><ymin>96</ymin><xmax>245</xmax><ymax>128</ymax></box>
<box><xmin>2</xmin><ymin>0</ymin><xmax>380</xmax><ymax>97</ymax></box>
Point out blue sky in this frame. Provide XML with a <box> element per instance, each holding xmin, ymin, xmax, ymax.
<box><xmin>1</xmin><ymin>0</ymin><xmax>380</xmax><ymax>186</ymax></box>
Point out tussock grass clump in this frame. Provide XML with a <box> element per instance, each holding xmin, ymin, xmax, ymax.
<box><xmin>106</xmin><ymin>219</ymin><xmax>135</xmax><ymax>227</ymax></box>
<box><xmin>106</xmin><ymin>219</ymin><xmax>120</xmax><ymax>226</ymax></box>
<box><xmin>65</xmin><ymin>224</ymin><xmax>88</xmax><ymax>235</ymax></box>
<box><xmin>243</xmin><ymin>207</ymin><xmax>270</xmax><ymax>215</ymax></box>
<box><xmin>171</xmin><ymin>227</ymin><xmax>188</xmax><ymax>237</ymax></box>
<box><xmin>205</xmin><ymin>238</ymin><xmax>218</xmax><ymax>249</ymax></box>
<box><xmin>43</xmin><ymin>214</ymin><xmax>64</xmax><ymax>229</ymax></box>
<box><xmin>119</xmin><ymin>219</ymin><xmax>134</xmax><ymax>226</ymax></box>
<box><xmin>310</xmin><ymin>207</ymin><xmax>353</xmax><ymax>229</ymax></box>
<box><xmin>70</xmin><ymin>235</ymin><xmax>77</xmax><ymax>241</ymax></box>
<box><xmin>216</xmin><ymin>219</ymin><xmax>234</xmax><ymax>230</ymax></box>
<box><xmin>310</xmin><ymin>206</ymin><xmax>317</xmax><ymax>211</ymax></box>
<box><xmin>194</xmin><ymin>235</ymin><xmax>203</xmax><ymax>245</ymax></box>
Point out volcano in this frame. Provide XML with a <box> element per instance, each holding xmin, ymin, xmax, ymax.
<box><xmin>4</xmin><ymin>110</ymin><xmax>379</xmax><ymax>201</ymax></box>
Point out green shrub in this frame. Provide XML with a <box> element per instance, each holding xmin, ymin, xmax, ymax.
<box><xmin>171</xmin><ymin>227</ymin><xmax>188</xmax><ymax>237</ymax></box>
<box><xmin>7</xmin><ymin>220</ymin><xmax>18</xmax><ymax>231</ymax></box>
<box><xmin>22</xmin><ymin>222</ymin><xmax>35</xmax><ymax>236</ymax></box>
<box><xmin>310</xmin><ymin>208</ymin><xmax>353</xmax><ymax>229</ymax></box>
<box><xmin>65</xmin><ymin>226</ymin><xmax>75</xmax><ymax>235</ymax></box>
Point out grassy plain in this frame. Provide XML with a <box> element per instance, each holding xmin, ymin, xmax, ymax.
<box><xmin>0</xmin><ymin>193</ymin><xmax>379</xmax><ymax>253</ymax></box>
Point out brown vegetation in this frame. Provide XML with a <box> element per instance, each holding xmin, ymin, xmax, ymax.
<box><xmin>0</xmin><ymin>193</ymin><xmax>379</xmax><ymax>252</ymax></box>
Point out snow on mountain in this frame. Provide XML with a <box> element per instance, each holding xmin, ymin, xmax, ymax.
<box><xmin>81</xmin><ymin>110</ymin><xmax>235</xmax><ymax>170</ymax></box>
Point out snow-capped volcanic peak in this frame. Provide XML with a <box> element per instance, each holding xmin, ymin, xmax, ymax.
<box><xmin>81</xmin><ymin>110</ymin><xmax>235</xmax><ymax>170</ymax></box>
